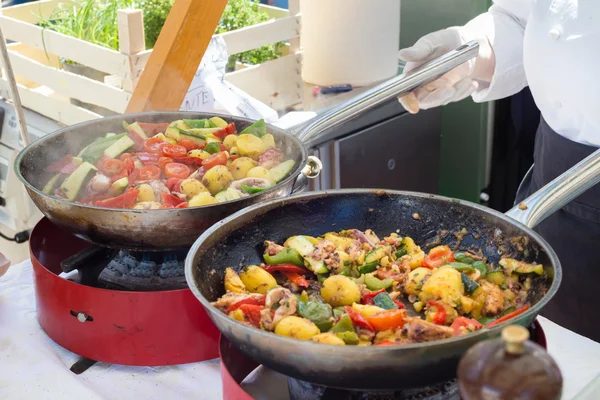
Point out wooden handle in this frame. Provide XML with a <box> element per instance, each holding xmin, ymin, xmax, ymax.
<box><xmin>126</xmin><ymin>0</ymin><xmax>228</xmax><ymax>113</ymax></box>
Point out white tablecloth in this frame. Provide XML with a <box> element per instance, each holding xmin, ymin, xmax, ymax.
<box><xmin>1</xmin><ymin>260</ymin><xmax>599</xmax><ymax>400</ymax></box>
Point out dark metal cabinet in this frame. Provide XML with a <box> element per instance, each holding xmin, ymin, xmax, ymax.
<box><xmin>310</xmin><ymin>108</ymin><xmax>441</xmax><ymax>193</ymax></box>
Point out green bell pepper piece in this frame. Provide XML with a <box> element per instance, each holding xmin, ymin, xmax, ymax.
<box><xmin>472</xmin><ymin>261</ymin><xmax>488</xmax><ymax>277</ymax></box>
<box><xmin>364</xmin><ymin>274</ymin><xmax>394</xmax><ymax>291</ymax></box>
<box><xmin>448</xmin><ymin>262</ymin><xmax>476</xmax><ymax>272</ymax></box>
<box><xmin>183</xmin><ymin>119</ymin><xmax>209</xmax><ymax>129</ymax></box>
<box><xmin>204</xmin><ymin>142</ymin><xmax>221</xmax><ymax>154</ymax></box>
<box><xmin>240</xmin><ymin>119</ymin><xmax>267</xmax><ymax>138</ymax></box>
<box><xmin>241</xmin><ymin>184</ymin><xmax>269</xmax><ymax>194</ymax></box>
<box><xmin>331</xmin><ymin>314</ymin><xmax>354</xmax><ymax>333</ymax></box>
<box><xmin>263</xmin><ymin>248</ymin><xmax>304</xmax><ymax>267</ymax></box>
<box><xmin>317</xmin><ymin>273</ymin><xmax>329</xmax><ymax>284</ymax></box>
<box><xmin>298</xmin><ymin>301</ymin><xmax>333</xmax><ymax>326</ymax></box>
<box><xmin>332</xmin><ymin>306</ymin><xmax>346</xmax><ymax>319</ymax></box>
<box><xmin>394</xmin><ymin>247</ymin><xmax>408</xmax><ymax>258</ymax></box>
<box><xmin>461</xmin><ymin>273</ymin><xmax>480</xmax><ymax>295</ymax></box>
<box><xmin>335</xmin><ymin>331</ymin><xmax>359</xmax><ymax>345</ymax></box>
<box><xmin>373</xmin><ymin>292</ymin><xmax>398</xmax><ymax>310</ymax></box>
<box><xmin>358</xmin><ymin>262</ymin><xmax>378</xmax><ymax>274</ymax></box>
<box><xmin>315</xmin><ymin>320</ymin><xmax>334</xmax><ymax>332</ymax></box>
<box><xmin>453</xmin><ymin>252</ymin><xmax>475</xmax><ymax>264</ymax></box>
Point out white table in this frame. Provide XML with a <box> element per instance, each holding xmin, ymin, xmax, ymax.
<box><xmin>1</xmin><ymin>260</ymin><xmax>599</xmax><ymax>400</ymax></box>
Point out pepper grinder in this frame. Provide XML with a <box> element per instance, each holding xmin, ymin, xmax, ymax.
<box><xmin>457</xmin><ymin>325</ymin><xmax>563</xmax><ymax>400</ymax></box>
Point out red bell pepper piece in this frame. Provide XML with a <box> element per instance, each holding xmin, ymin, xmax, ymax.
<box><xmin>79</xmin><ymin>194</ymin><xmax>110</xmax><ymax>205</ymax></box>
<box><xmin>282</xmin><ymin>272</ymin><xmax>310</xmax><ymax>288</ymax></box>
<box><xmin>128</xmin><ymin>168</ymin><xmax>140</xmax><ymax>187</ymax></box>
<box><xmin>172</xmin><ymin>156</ymin><xmax>204</xmax><ymax>166</ymax></box>
<box><xmin>485</xmin><ymin>304</ymin><xmax>531</xmax><ymax>328</ymax></box>
<box><xmin>175</xmin><ymin>202</ymin><xmax>188</xmax><ymax>208</ymax></box>
<box><xmin>422</xmin><ymin>246</ymin><xmax>454</xmax><ymax>269</ymax></box>
<box><xmin>450</xmin><ymin>316</ymin><xmax>483</xmax><ymax>336</ymax></box>
<box><xmin>226</xmin><ymin>296</ymin><xmax>266</xmax><ymax>314</ymax></box>
<box><xmin>238</xmin><ymin>304</ymin><xmax>264</xmax><ymax>328</ymax></box>
<box><xmin>94</xmin><ymin>189</ymin><xmax>140</xmax><ymax>209</ymax></box>
<box><xmin>47</xmin><ymin>154</ymin><xmax>73</xmax><ymax>172</ymax></box>
<box><xmin>393</xmin><ymin>300</ymin><xmax>405</xmax><ymax>309</ymax></box>
<box><xmin>166</xmin><ymin>177</ymin><xmax>183</xmax><ymax>192</ymax></box>
<box><xmin>138</xmin><ymin>122</ymin><xmax>170</xmax><ymax>136</ymax></box>
<box><xmin>262</xmin><ymin>264</ymin><xmax>312</xmax><ymax>275</ymax></box>
<box><xmin>366</xmin><ymin>310</ymin><xmax>406</xmax><ymax>332</ymax></box>
<box><xmin>59</xmin><ymin>162</ymin><xmax>79</xmax><ymax>175</ymax></box>
<box><xmin>161</xmin><ymin>192</ymin><xmax>184</xmax><ymax>206</ymax></box>
<box><xmin>427</xmin><ymin>301</ymin><xmax>448</xmax><ymax>325</ymax></box>
<box><xmin>135</xmin><ymin>152</ymin><xmax>160</xmax><ymax>165</ymax></box>
<box><xmin>344</xmin><ymin>306</ymin><xmax>374</xmax><ymax>331</ymax></box>
<box><xmin>213</xmin><ymin>122</ymin><xmax>237</xmax><ymax>141</ymax></box>
<box><xmin>361</xmin><ymin>289</ymin><xmax>386</xmax><ymax>305</ymax></box>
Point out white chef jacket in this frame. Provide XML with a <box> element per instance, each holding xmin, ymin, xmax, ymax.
<box><xmin>467</xmin><ymin>0</ymin><xmax>600</xmax><ymax>147</ymax></box>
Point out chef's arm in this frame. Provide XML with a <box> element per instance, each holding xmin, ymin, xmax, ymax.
<box><xmin>469</xmin><ymin>0</ymin><xmax>532</xmax><ymax>102</ymax></box>
<box><xmin>398</xmin><ymin>0</ymin><xmax>533</xmax><ymax>113</ymax></box>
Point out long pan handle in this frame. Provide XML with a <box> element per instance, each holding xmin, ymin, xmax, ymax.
<box><xmin>296</xmin><ymin>40</ymin><xmax>480</xmax><ymax>143</ymax></box>
<box><xmin>505</xmin><ymin>148</ymin><xmax>600</xmax><ymax>228</ymax></box>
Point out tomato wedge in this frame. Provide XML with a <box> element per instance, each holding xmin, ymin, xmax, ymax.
<box><xmin>374</xmin><ymin>340</ymin><xmax>396</xmax><ymax>346</ymax></box>
<box><xmin>175</xmin><ymin>202</ymin><xmax>188</xmax><ymax>208</ymax></box>
<box><xmin>144</xmin><ymin>137</ymin><xmax>166</xmax><ymax>154</ymax></box>
<box><xmin>99</xmin><ymin>159</ymin><xmax>125</xmax><ymax>176</ymax></box>
<box><xmin>158</xmin><ymin>156</ymin><xmax>174</xmax><ymax>170</ymax></box>
<box><xmin>128</xmin><ymin>168</ymin><xmax>140</xmax><ymax>187</ymax></box>
<box><xmin>172</xmin><ymin>156</ymin><xmax>203</xmax><ymax>166</ymax></box>
<box><xmin>422</xmin><ymin>246</ymin><xmax>454</xmax><ymax>269</ymax></box>
<box><xmin>166</xmin><ymin>177</ymin><xmax>184</xmax><ymax>192</ymax></box>
<box><xmin>162</xmin><ymin>144</ymin><xmax>187</xmax><ymax>158</ymax></box>
<box><xmin>110</xmin><ymin>170</ymin><xmax>128</xmax><ymax>183</ymax></box>
<box><xmin>164</xmin><ymin>162</ymin><xmax>190</xmax><ymax>179</ymax></box>
<box><xmin>161</xmin><ymin>192</ymin><xmax>184</xmax><ymax>206</ymax></box>
<box><xmin>201</xmin><ymin>151</ymin><xmax>228</xmax><ymax>170</ymax></box>
<box><xmin>140</xmin><ymin>165</ymin><xmax>161</xmax><ymax>180</ymax></box>
<box><xmin>95</xmin><ymin>189</ymin><xmax>140</xmax><ymax>209</ymax></box>
<box><xmin>178</xmin><ymin>139</ymin><xmax>199</xmax><ymax>151</ymax></box>
<box><xmin>450</xmin><ymin>316</ymin><xmax>483</xmax><ymax>336</ymax></box>
<box><xmin>366</xmin><ymin>309</ymin><xmax>406</xmax><ymax>331</ymax></box>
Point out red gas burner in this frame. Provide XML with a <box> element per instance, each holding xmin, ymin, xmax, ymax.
<box><xmin>219</xmin><ymin>321</ymin><xmax>548</xmax><ymax>400</ymax></box>
<box><xmin>29</xmin><ymin>217</ymin><xmax>220</xmax><ymax>372</ymax></box>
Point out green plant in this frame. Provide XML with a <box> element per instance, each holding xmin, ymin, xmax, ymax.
<box><xmin>38</xmin><ymin>0</ymin><xmax>173</xmax><ymax>51</ymax></box>
<box><xmin>38</xmin><ymin>0</ymin><xmax>282</xmax><ymax>68</ymax></box>
<box><xmin>216</xmin><ymin>0</ymin><xmax>284</xmax><ymax>70</ymax></box>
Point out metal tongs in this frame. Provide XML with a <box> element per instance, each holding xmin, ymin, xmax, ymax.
<box><xmin>0</xmin><ymin>25</ymin><xmax>30</xmax><ymax>146</ymax></box>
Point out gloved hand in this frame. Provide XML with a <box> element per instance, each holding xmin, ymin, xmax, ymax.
<box><xmin>398</xmin><ymin>26</ymin><xmax>495</xmax><ymax>114</ymax></box>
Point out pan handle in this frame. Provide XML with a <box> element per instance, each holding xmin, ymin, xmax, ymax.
<box><xmin>505</xmin><ymin>148</ymin><xmax>600</xmax><ymax>228</ymax></box>
<box><xmin>291</xmin><ymin>156</ymin><xmax>323</xmax><ymax>194</ymax></box>
<box><xmin>295</xmin><ymin>40</ymin><xmax>480</xmax><ymax>144</ymax></box>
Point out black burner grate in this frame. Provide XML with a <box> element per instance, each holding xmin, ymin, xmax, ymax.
<box><xmin>61</xmin><ymin>247</ymin><xmax>188</xmax><ymax>291</ymax></box>
<box><xmin>287</xmin><ymin>378</ymin><xmax>459</xmax><ymax>400</ymax></box>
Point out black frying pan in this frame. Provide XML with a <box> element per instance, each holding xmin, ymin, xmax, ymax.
<box><xmin>185</xmin><ymin>145</ymin><xmax>600</xmax><ymax>389</ymax></box>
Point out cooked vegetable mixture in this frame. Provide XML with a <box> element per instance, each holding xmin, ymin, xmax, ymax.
<box><xmin>213</xmin><ymin>229</ymin><xmax>542</xmax><ymax>346</ymax></box>
<box><xmin>43</xmin><ymin>117</ymin><xmax>295</xmax><ymax>209</ymax></box>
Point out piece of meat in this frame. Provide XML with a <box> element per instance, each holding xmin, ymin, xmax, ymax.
<box><xmin>383</xmin><ymin>233</ymin><xmax>402</xmax><ymax>247</ymax></box>
<box><xmin>149</xmin><ymin>179</ymin><xmax>170</xmax><ymax>200</ymax></box>
<box><xmin>264</xmin><ymin>240</ymin><xmax>285</xmax><ymax>256</ymax></box>
<box><xmin>324</xmin><ymin>251</ymin><xmax>342</xmax><ymax>272</ymax></box>
<box><xmin>258</xmin><ymin>147</ymin><xmax>284</xmax><ymax>169</ymax></box>
<box><xmin>86</xmin><ymin>173</ymin><xmax>111</xmax><ymax>195</ymax></box>
<box><xmin>345</xmin><ymin>229</ymin><xmax>376</xmax><ymax>246</ymax></box>
<box><xmin>310</xmin><ymin>240</ymin><xmax>336</xmax><ymax>262</ymax></box>
<box><xmin>211</xmin><ymin>292</ymin><xmax>265</xmax><ymax>312</ymax></box>
<box><xmin>480</xmin><ymin>281</ymin><xmax>506</xmax><ymax>316</ymax></box>
<box><xmin>402</xmin><ymin>317</ymin><xmax>454</xmax><ymax>342</ymax></box>
<box><xmin>347</xmin><ymin>240</ymin><xmax>363</xmax><ymax>262</ymax></box>
<box><xmin>261</xmin><ymin>287</ymin><xmax>297</xmax><ymax>330</ymax></box>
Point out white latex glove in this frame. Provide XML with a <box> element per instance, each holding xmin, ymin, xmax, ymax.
<box><xmin>398</xmin><ymin>26</ymin><xmax>495</xmax><ymax>114</ymax></box>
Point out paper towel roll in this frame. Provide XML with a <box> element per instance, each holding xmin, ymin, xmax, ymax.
<box><xmin>300</xmin><ymin>0</ymin><xmax>401</xmax><ymax>87</ymax></box>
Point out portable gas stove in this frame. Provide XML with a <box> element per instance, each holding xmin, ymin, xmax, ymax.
<box><xmin>219</xmin><ymin>323</ymin><xmax>548</xmax><ymax>400</ymax></box>
<box><xmin>29</xmin><ymin>217</ymin><xmax>220</xmax><ymax>373</ymax></box>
